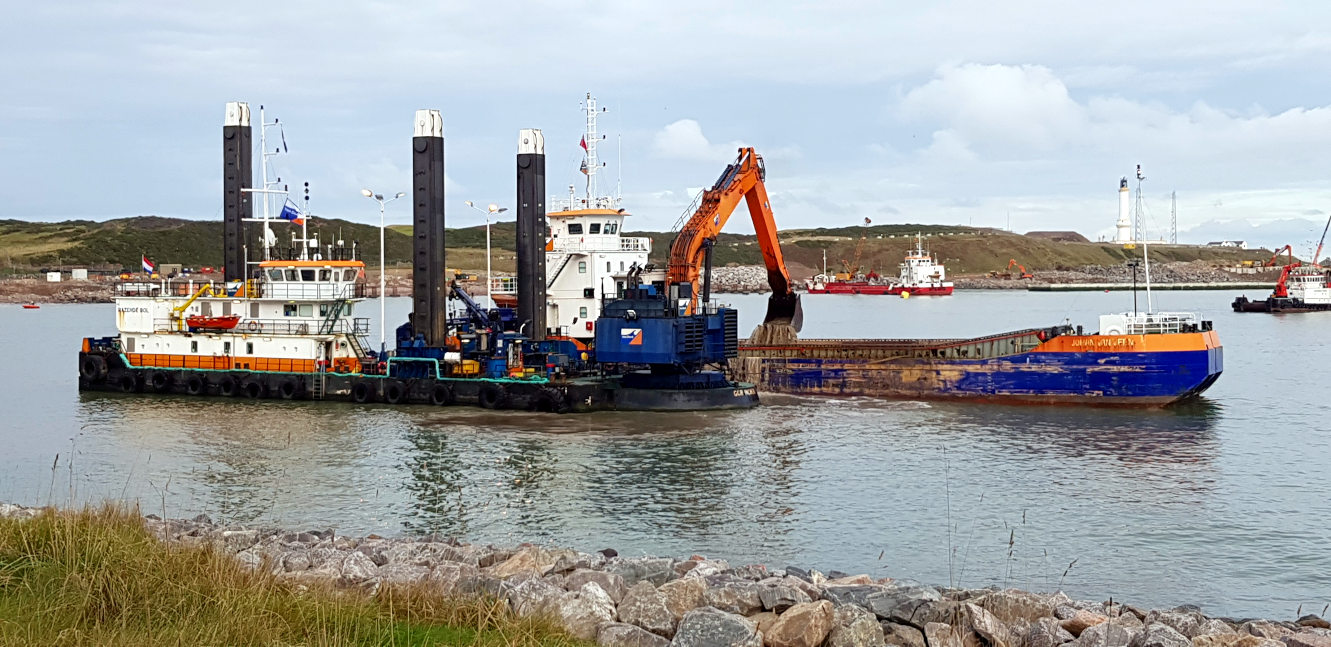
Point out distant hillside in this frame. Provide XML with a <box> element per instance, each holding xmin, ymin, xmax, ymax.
<box><xmin>0</xmin><ymin>217</ymin><xmax>1272</xmax><ymax>275</ymax></box>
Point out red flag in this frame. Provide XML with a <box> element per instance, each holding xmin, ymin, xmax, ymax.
<box><xmin>579</xmin><ymin>137</ymin><xmax>588</xmax><ymax>151</ymax></box>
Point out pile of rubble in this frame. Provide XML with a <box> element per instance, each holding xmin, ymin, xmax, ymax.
<box><xmin>0</xmin><ymin>278</ymin><xmax>114</xmax><ymax>303</ymax></box>
<box><xmin>3</xmin><ymin>503</ymin><xmax>1326</xmax><ymax>647</ymax></box>
<box><xmin>710</xmin><ymin>266</ymin><xmax>772</xmax><ymax>294</ymax></box>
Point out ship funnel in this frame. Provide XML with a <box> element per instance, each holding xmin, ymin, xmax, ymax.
<box><xmin>516</xmin><ymin>128</ymin><xmax>547</xmax><ymax>340</ymax></box>
<box><xmin>222</xmin><ymin>102</ymin><xmax>252</xmax><ymax>281</ymax></box>
<box><xmin>411</xmin><ymin>109</ymin><xmax>447</xmax><ymax>346</ymax></box>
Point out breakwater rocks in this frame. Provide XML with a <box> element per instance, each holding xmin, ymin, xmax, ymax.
<box><xmin>710</xmin><ymin>266</ymin><xmax>773</xmax><ymax>294</ymax></box>
<box><xmin>955</xmin><ymin>262</ymin><xmax>1280</xmax><ymax>290</ymax></box>
<box><xmin>3</xmin><ymin>504</ymin><xmax>1328</xmax><ymax>647</ymax></box>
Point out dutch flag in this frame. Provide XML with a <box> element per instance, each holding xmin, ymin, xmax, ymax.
<box><xmin>142</xmin><ymin>256</ymin><xmax>155</xmax><ymax>274</ymax></box>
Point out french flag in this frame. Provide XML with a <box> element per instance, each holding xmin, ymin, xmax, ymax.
<box><xmin>141</xmin><ymin>256</ymin><xmax>155</xmax><ymax>274</ymax></box>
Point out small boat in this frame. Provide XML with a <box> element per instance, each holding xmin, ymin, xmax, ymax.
<box><xmin>185</xmin><ymin>314</ymin><xmax>242</xmax><ymax>330</ymax></box>
<box><xmin>22</xmin><ymin>303</ymin><xmax>39</xmax><ymax>309</ymax></box>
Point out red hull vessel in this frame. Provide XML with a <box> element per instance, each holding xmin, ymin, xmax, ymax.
<box><xmin>805</xmin><ymin>283</ymin><xmax>953</xmax><ymax>296</ymax></box>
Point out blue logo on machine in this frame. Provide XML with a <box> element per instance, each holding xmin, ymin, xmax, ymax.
<box><xmin>621</xmin><ymin>328</ymin><xmax>643</xmax><ymax>346</ymax></box>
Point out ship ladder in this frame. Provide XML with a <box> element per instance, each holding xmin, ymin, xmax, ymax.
<box><xmin>547</xmin><ymin>253</ymin><xmax>573</xmax><ymax>288</ymax></box>
<box><xmin>310</xmin><ymin>365</ymin><xmax>326</xmax><ymax>400</ymax></box>
<box><xmin>319</xmin><ymin>299</ymin><xmax>348</xmax><ymax>335</ymax></box>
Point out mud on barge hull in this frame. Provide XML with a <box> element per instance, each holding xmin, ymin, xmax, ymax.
<box><xmin>77</xmin><ymin>353</ymin><xmax>759</xmax><ymax>413</ymax></box>
<box><xmin>733</xmin><ymin>327</ymin><xmax>1222</xmax><ymax>407</ymax></box>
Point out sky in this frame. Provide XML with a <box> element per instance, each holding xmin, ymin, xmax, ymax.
<box><xmin>4</xmin><ymin>1</ymin><xmax>1331</xmax><ymax>252</ymax></box>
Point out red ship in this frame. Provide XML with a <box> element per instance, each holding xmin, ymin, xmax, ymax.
<box><xmin>805</xmin><ymin>234</ymin><xmax>953</xmax><ymax>296</ymax></box>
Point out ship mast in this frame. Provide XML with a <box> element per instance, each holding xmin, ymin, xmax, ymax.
<box><xmin>1137</xmin><ymin>165</ymin><xmax>1153</xmax><ymax>314</ymax></box>
<box><xmin>584</xmin><ymin>94</ymin><xmax>599</xmax><ymax>203</ymax></box>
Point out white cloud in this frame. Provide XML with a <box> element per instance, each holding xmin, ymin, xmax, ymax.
<box><xmin>652</xmin><ymin>120</ymin><xmax>744</xmax><ymax>162</ymax></box>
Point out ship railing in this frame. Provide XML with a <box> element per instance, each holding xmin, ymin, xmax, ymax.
<box><xmin>152</xmin><ymin>317</ymin><xmax>370</xmax><ymax>336</ymax></box>
<box><xmin>1120</xmin><ymin>312</ymin><xmax>1199</xmax><ymax>335</ymax></box>
<box><xmin>257</xmin><ymin>282</ymin><xmax>370</xmax><ymax>300</ymax></box>
<box><xmin>550</xmin><ymin>237</ymin><xmax>651</xmax><ymax>253</ymax></box>
<box><xmin>117</xmin><ymin>279</ymin><xmax>373</xmax><ymax>300</ymax></box>
<box><xmin>489</xmin><ymin>277</ymin><xmax>518</xmax><ymax>295</ymax></box>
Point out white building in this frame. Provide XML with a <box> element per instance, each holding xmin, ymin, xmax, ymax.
<box><xmin>1113</xmin><ymin>177</ymin><xmax>1133</xmax><ymax>243</ymax></box>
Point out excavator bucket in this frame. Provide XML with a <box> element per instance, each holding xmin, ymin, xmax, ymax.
<box><xmin>763</xmin><ymin>292</ymin><xmax>803</xmax><ymax>333</ymax></box>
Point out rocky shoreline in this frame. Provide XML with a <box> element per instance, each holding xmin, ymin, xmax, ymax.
<box><xmin>705</xmin><ymin>262</ymin><xmax>1277</xmax><ymax>294</ymax></box>
<box><xmin>0</xmin><ymin>278</ymin><xmax>114</xmax><ymax>303</ymax></box>
<box><xmin>3</xmin><ymin>503</ymin><xmax>1325</xmax><ymax>647</ymax></box>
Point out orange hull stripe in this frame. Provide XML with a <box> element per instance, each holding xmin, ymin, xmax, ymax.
<box><xmin>124</xmin><ymin>354</ymin><xmax>316</xmax><ymax>372</ymax></box>
<box><xmin>1034</xmin><ymin>331</ymin><xmax>1219</xmax><ymax>353</ymax></box>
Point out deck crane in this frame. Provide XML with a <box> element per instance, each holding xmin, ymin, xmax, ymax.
<box><xmin>1265</xmin><ymin>245</ymin><xmax>1294</xmax><ymax>268</ymax></box>
<box><xmin>666</xmin><ymin>148</ymin><xmax>802</xmax><ymax>331</ymax></box>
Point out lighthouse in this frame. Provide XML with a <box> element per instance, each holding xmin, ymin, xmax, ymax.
<box><xmin>1113</xmin><ymin>177</ymin><xmax>1133</xmax><ymax>243</ymax></box>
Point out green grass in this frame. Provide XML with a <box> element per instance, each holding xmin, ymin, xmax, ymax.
<box><xmin>0</xmin><ymin>505</ymin><xmax>585</xmax><ymax>647</ymax></box>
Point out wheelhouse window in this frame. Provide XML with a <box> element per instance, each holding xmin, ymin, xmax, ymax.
<box><xmin>268</xmin><ymin>269</ymin><xmax>284</xmax><ymax>281</ymax></box>
<box><xmin>300</xmin><ymin>269</ymin><xmax>316</xmax><ymax>281</ymax></box>
<box><xmin>568</xmin><ymin>223</ymin><xmax>584</xmax><ymax>235</ymax></box>
<box><xmin>588</xmin><ymin>223</ymin><xmax>601</xmax><ymax>234</ymax></box>
<box><xmin>284</xmin><ymin>269</ymin><xmax>298</xmax><ymax>281</ymax></box>
<box><xmin>319</xmin><ymin>269</ymin><xmax>332</xmax><ymax>281</ymax></box>
<box><xmin>606</xmin><ymin>223</ymin><xmax>618</xmax><ymax>234</ymax></box>
<box><xmin>343</xmin><ymin>269</ymin><xmax>357</xmax><ymax>281</ymax></box>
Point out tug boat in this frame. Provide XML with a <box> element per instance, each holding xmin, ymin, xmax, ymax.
<box><xmin>1232</xmin><ymin>264</ymin><xmax>1331</xmax><ymax>313</ymax></box>
<box><xmin>805</xmin><ymin>235</ymin><xmax>953</xmax><ymax>296</ymax></box>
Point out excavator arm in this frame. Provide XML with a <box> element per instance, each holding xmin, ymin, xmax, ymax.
<box><xmin>666</xmin><ymin>148</ymin><xmax>801</xmax><ymax>331</ymax></box>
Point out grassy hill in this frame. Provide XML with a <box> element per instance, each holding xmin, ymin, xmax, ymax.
<box><xmin>0</xmin><ymin>217</ymin><xmax>1272</xmax><ymax>276</ymax></box>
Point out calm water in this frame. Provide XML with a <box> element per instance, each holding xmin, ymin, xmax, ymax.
<box><xmin>2</xmin><ymin>289</ymin><xmax>1328</xmax><ymax>618</ymax></box>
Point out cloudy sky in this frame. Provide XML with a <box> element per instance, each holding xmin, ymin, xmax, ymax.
<box><xmin>5</xmin><ymin>1</ymin><xmax>1331</xmax><ymax>251</ymax></box>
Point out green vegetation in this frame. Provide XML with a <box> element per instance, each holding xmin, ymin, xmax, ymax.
<box><xmin>0</xmin><ymin>505</ymin><xmax>583</xmax><ymax>647</ymax></box>
<box><xmin>0</xmin><ymin>217</ymin><xmax>1271</xmax><ymax>276</ymax></box>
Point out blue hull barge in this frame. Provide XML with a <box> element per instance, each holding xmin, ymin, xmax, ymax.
<box><xmin>734</xmin><ymin>314</ymin><xmax>1222</xmax><ymax>407</ymax></box>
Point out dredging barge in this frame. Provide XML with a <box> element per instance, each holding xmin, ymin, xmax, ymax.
<box><xmin>77</xmin><ymin>101</ymin><xmax>757</xmax><ymax>413</ymax></box>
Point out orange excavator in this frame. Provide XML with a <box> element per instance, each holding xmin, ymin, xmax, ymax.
<box><xmin>666</xmin><ymin>148</ymin><xmax>802</xmax><ymax>331</ymax></box>
<box><xmin>1005</xmin><ymin>259</ymin><xmax>1034</xmax><ymax>280</ymax></box>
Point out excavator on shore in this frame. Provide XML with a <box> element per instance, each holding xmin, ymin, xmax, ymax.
<box><xmin>989</xmin><ymin>259</ymin><xmax>1034</xmax><ymax>280</ymax></box>
<box><xmin>666</xmin><ymin>147</ymin><xmax>803</xmax><ymax>332</ymax></box>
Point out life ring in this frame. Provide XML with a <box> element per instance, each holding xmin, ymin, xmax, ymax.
<box><xmin>430</xmin><ymin>383</ymin><xmax>454</xmax><ymax>406</ymax></box>
<box><xmin>247</xmin><ymin>320</ymin><xmax>261</xmax><ymax>332</ymax></box>
<box><xmin>351</xmin><ymin>381</ymin><xmax>376</xmax><ymax>404</ymax></box>
<box><xmin>150</xmin><ymin>371</ymin><xmax>173</xmax><ymax>393</ymax></box>
<box><xmin>384</xmin><ymin>380</ymin><xmax>409</xmax><ymax>404</ymax></box>
<box><xmin>185</xmin><ymin>374</ymin><xmax>207</xmax><ymax>395</ymax></box>
<box><xmin>218</xmin><ymin>376</ymin><xmax>240</xmax><ymax>397</ymax></box>
<box><xmin>477</xmin><ymin>383</ymin><xmax>509</xmax><ymax>410</ymax></box>
<box><xmin>80</xmin><ymin>355</ymin><xmax>108</xmax><ymax>382</ymax></box>
<box><xmin>278</xmin><ymin>378</ymin><xmax>302</xmax><ymax>400</ymax></box>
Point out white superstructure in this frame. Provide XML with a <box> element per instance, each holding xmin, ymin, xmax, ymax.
<box><xmin>1286</xmin><ymin>267</ymin><xmax>1331</xmax><ymax>304</ymax></box>
<box><xmin>542</xmin><ymin>94</ymin><xmax>654</xmax><ymax>341</ymax></box>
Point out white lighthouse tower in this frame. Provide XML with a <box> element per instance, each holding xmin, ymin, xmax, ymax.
<box><xmin>1113</xmin><ymin>177</ymin><xmax>1133</xmax><ymax>243</ymax></box>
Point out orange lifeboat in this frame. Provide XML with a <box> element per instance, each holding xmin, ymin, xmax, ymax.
<box><xmin>186</xmin><ymin>315</ymin><xmax>242</xmax><ymax>330</ymax></box>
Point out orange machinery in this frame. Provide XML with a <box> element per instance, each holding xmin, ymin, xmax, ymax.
<box><xmin>666</xmin><ymin>148</ymin><xmax>802</xmax><ymax>331</ymax></box>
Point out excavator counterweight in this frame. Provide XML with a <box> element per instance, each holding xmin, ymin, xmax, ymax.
<box><xmin>666</xmin><ymin>148</ymin><xmax>802</xmax><ymax>332</ymax></box>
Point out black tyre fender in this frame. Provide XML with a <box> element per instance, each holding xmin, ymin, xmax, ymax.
<box><xmin>185</xmin><ymin>374</ymin><xmax>207</xmax><ymax>396</ymax></box>
<box><xmin>429</xmin><ymin>383</ymin><xmax>454</xmax><ymax>406</ymax></box>
<box><xmin>477</xmin><ymin>383</ymin><xmax>509</xmax><ymax>410</ymax></box>
<box><xmin>384</xmin><ymin>380</ymin><xmax>410</xmax><ymax>404</ymax></box>
<box><xmin>119</xmin><ymin>373</ymin><xmax>141</xmax><ymax>393</ymax></box>
<box><xmin>150</xmin><ymin>371</ymin><xmax>173</xmax><ymax>393</ymax></box>
<box><xmin>533</xmin><ymin>386</ymin><xmax>570</xmax><ymax>413</ymax></box>
<box><xmin>351</xmin><ymin>381</ymin><xmax>376</xmax><ymax>404</ymax></box>
<box><xmin>80</xmin><ymin>355</ymin><xmax>108</xmax><ymax>382</ymax></box>
<box><xmin>278</xmin><ymin>378</ymin><xmax>302</xmax><ymax>400</ymax></box>
<box><xmin>242</xmin><ymin>379</ymin><xmax>266</xmax><ymax>399</ymax></box>
<box><xmin>218</xmin><ymin>376</ymin><xmax>240</xmax><ymax>397</ymax></box>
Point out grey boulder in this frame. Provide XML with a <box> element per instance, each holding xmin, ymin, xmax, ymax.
<box><xmin>671</xmin><ymin>607</ymin><xmax>762</xmax><ymax>647</ymax></box>
<box><xmin>598</xmin><ymin>622</ymin><xmax>672</xmax><ymax>647</ymax></box>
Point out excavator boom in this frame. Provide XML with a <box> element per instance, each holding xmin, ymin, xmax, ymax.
<box><xmin>667</xmin><ymin>148</ymin><xmax>801</xmax><ymax>331</ymax></box>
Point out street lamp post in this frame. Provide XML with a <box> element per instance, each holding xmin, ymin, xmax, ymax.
<box><xmin>465</xmin><ymin>201</ymin><xmax>509</xmax><ymax>307</ymax></box>
<box><xmin>362</xmin><ymin>189</ymin><xmax>405</xmax><ymax>358</ymax></box>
